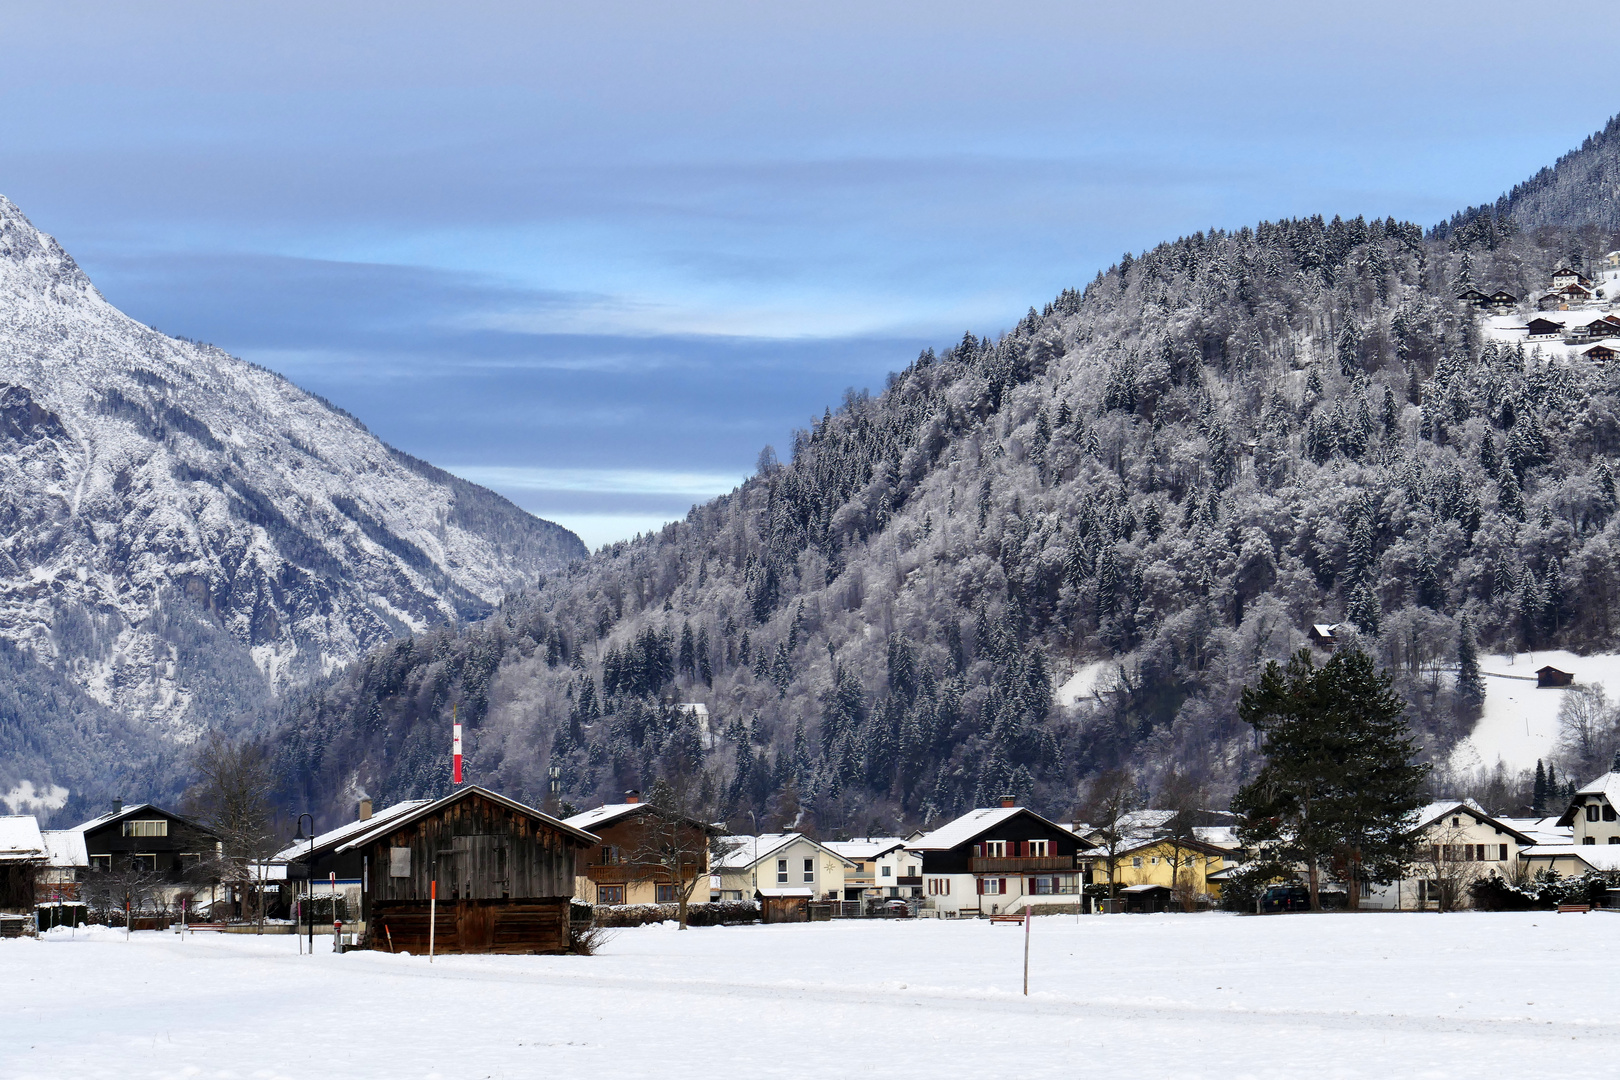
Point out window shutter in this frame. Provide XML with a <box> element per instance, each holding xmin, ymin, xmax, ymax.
<box><xmin>976</xmin><ymin>877</ymin><xmax>983</xmax><ymax>894</ymax></box>
<box><xmin>1499</xmin><ymin>844</ymin><xmax>1508</xmax><ymax>861</ymax></box>
<box><xmin>1000</xmin><ymin>878</ymin><xmax>1007</xmax><ymax>894</ymax></box>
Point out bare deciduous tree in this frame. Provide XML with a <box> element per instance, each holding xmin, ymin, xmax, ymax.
<box><xmin>1556</xmin><ymin>684</ymin><xmax>1617</xmax><ymax>783</ymax></box>
<box><xmin>630</xmin><ymin>778</ymin><xmax>720</xmax><ymax>930</ymax></box>
<box><xmin>184</xmin><ymin>731</ymin><xmax>281</xmax><ymax>927</ymax></box>
<box><xmin>1079</xmin><ymin>768</ymin><xmax>1140</xmax><ymax>907</ymax></box>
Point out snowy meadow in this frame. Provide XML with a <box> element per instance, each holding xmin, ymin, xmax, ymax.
<box><xmin>4</xmin><ymin>912</ymin><xmax>1617</xmax><ymax>1080</ymax></box>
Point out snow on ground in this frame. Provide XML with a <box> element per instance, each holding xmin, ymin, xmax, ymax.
<box><xmin>1057</xmin><ymin>660</ymin><xmax>1111</xmax><ymax>706</ymax></box>
<box><xmin>1449</xmin><ymin>650</ymin><xmax>1620</xmax><ymax>775</ymax></box>
<box><xmin>6</xmin><ymin>913</ymin><xmax>1620</xmax><ymax>1079</ymax></box>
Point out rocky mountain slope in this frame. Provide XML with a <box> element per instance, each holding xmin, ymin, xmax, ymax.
<box><xmin>0</xmin><ymin>195</ymin><xmax>584</xmax><ymax>814</ymax></box>
<box><xmin>269</xmin><ymin>115</ymin><xmax>1620</xmax><ymax>831</ymax></box>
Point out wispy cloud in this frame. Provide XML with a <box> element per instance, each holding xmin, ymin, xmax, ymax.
<box><xmin>449</xmin><ymin>466</ymin><xmax>745</xmax><ymax>499</ymax></box>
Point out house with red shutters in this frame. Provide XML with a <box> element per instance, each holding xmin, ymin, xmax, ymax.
<box><xmin>907</xmin><ymin>800</ymin><xmax>1094</xmax><ymax>917</ymax></box>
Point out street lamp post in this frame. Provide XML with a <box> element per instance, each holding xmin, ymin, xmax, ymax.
<box><xmin>293</xmin><ymin>813</ymin><xmax>315</xmax><ymax>955</ymax></box>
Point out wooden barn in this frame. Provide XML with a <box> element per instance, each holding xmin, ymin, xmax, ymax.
<box><xmin>335</xmin><ymin>786</ymin><xmax>599</xmax><ymax>955</ymax></box>
<box><xmin>755</xmin><ymin>887</ymin><xmax>813</xmax><ymax>922</ymax></box>
<box><xmin>1537</xmin><ymin>665</ymin><xmax>1575</xmax><ymax>688</ymax></box>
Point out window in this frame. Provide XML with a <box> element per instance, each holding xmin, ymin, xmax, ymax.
<box><xmin>122</xmin><ymin>819</ymin><xmax>168</xmax><ymax>838</ymax></box>
<box><xmin>928</xmin><ymin>878</ymin><xmax>951</xmax><ymax>896</ymax></box>
<box><xmin>777</xmin><ymin>859</ymin><xmax>788</xmax><ymax>883</ymax></box>
<box><xmin>1132</xmin><ymin>857</ymin><xmax>1143</xmax><ymax>868</ymax></box>
<box><xmin>1500</xmin><ymin>844</ymin><xmax>1509</xmax><ymax>860</ymax></box>
<box><xmin>1588</xmin><ymin>805</ymin><xmax>1602</xmax><ymax>822</ymax></box>
<box><xmin>1451</xmin><ymin>817</ymin><xmax>1461</xmax><ymax>828</ymax></box>
<box><xmin>1583</xmin><ymin>837</ymin><xmax>1596</xmax><ymax>845</ymax></box>
<box><xmin>655</xmin><ymin>884</ymin><xmax>679</xmax><ymax>903</ymax></box>
<box><xmin>1606</xmin><ymin>805</ymin><xmax>1618</xmax><ymax>822</ymax></box>
<box><xmin>130</xmin><ymin>854</ymin><xmax>157</xmax><ymax>871</ymax></box>
<box><xmin>389</xmin><ymin>847</ymin><xmax>410</xmax><ymax>878</ymax></box>
<box><xmin>803</xmin><ymin>857</ymin><xmax>815</xmax><ymax>883</ymax></box>
<box><xmin>979</xmin><ymin>840</ymin><xmax>1006</xmax><ymax>858</ymax></box>
<box><xmin>599</xmin><ymin>845</ymin><xmax>621</xmax><ymax>865</ymax></box>
<box><xmin>597</xmin><ymin>885</ymin><xmax>625</xmax><ymax>905</ymax></box>
<box><xmin>881</xmin><ymin>865</ymin><xmax>892</xmax><ymax>877</ymax></box>
<box><xmin>1150</xmin><ymin>856</ymin><xmax>1160</xmax><ymax>865</ymax></box>
<box><xmin>1028</xmin><ymin>840</ymin><xmax>1049</xmax><ymax>857</ymax></box>
<box><xmin>979</xmin><ymin>878</ymin><xmax>1004</xmax><ymax>895</ymax></box>
<box><xmin>90</xmin><ymin>854</ymin><xmax>111</xmax><ymax>872</ymax></box>
<box><xmin>1028</xmin><ymin>875</ymin><xmax>1078</xmax><ymax>896</ymax></box>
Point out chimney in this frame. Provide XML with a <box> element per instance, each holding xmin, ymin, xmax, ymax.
<box><xmin>625</xmin><ymin>790</ymin><xmax>641</xmax><ymax>804</ymax></box>
<box><xmin>358</xmin><ymin>798</ymin><xmax>373</xmax><ymax>821</ymax></box>
<box><xmin>1000</xmin><ymin>795</ymin><xmax>1015</xmax><ymax>808</ymax></box>
<box><xmin>111</xmin><ymin>797</ymin><xmax>123</xmax><ymax>814</ymax></box>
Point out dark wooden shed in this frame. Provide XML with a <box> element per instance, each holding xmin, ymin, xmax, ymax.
<box><xmin>755</xmin><ymin>887</ymin><xmax>813</xmax><ymax>922</ymax></box>
<box><xmin>336</xmin><ymin>786</ymin><xmax>599</xmax><ymax>955</ymax></box>
<box><xmin>1537</xmin><ymin>666</ymin><xmax>1575</xmax><ymax>688</ymax></box>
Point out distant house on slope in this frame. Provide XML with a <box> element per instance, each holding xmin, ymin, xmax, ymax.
<box><xmin>1456</xmin><ymin>288</ymin><xmax>1490</xmax><ymax>307</ymax></box>
<box><xmin>1551</xmin><ymin>267</ymin><xmax>1593</xmax><ymax>290</ymax></box>
<box><xmin>1536</xmin><ymin>665</ymin><xmax>1575</xmax><ymax>688</ymax></box>
<box><xmin>1307</xmin><ymin>623</ymin><xmax>1339</xmax><ymax>650</ymax></box>
<box><xmin>1583</xmin><ymin>344</ymin><xmax>1618</xmax><ymax>365</ymax></box>
<box><xmin>1524</xmin><ymin>317</ymin><xmax>1565</xmax><ymax>340</ymax></box>
<box><xmin>1485</xmin><ymin>290</ymin><xmax>1518</xmax><ymax>312</ymax></box>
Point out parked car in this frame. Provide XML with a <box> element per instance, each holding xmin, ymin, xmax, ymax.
<box><xmin>881</xmin><ymin>899</ymin><xmax>912</xmax><ymax>917</ymax></box>
<box><xmin>1259</xmin><ymin>885</ymin><xmax>1311</xmax><ymax>913</ymax></box>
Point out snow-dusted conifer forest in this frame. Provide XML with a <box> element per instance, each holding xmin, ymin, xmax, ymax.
<box><xmin>271</xmin><ymin>120</ymin><xmax>1620</xmax><ymax>832</ymax></box>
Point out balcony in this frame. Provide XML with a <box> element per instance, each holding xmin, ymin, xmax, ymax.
<box><xmin>969</xmin><ymin>856</ymin><xmax>1075</xmax><ymax>874</ymax></box>
<box><xmin>895</xmin><ymin>876</ymin><xmax>922</xmax><ymax>886</ymax></box>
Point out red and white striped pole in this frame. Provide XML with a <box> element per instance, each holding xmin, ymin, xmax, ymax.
<box><xmin>452</xmin><ymin>704</ymin><xmax>463</xmax><ymax>785</ymax></box>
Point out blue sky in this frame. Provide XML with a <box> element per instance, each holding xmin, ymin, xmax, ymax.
<box><xmin>1</xmin><ymin>1</ymin><xmax>1612</xmax><ymax>548</ymax></box>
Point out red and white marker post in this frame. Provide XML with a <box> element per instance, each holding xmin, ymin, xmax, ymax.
<box><xmin>452</xmin><ymin>706</ymin><xmax>463</xmax><ymax>785</ymax></box>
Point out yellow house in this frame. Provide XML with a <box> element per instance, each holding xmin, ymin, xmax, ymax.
<box><xmin>1095</xmin><ymin>837</ymin><xmax>1230</xmax><ymax>910</ymax></box>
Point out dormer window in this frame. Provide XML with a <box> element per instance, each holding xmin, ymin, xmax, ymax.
<box><xmin>1605</xmin><ymin>805</ymin><xmax>1617</xmax><ymax>822</ymax></box>
<box><xmin>1587</xmin><ymin>806</ymin><xmax>1602</xmax><ymax>822</ymax></box>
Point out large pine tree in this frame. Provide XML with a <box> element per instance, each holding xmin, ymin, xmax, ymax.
<box><xmin>1232</xmin><ymin>648</ymin><xmax>1430</xmax><ymax>910</ymax></box>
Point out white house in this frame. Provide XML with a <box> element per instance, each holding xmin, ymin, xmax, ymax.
<box><xmin>1518</xmin><ymin>756</ymin><xmax>1620</xmax><ymax>878</ymax></box>
<box><xmin>822</xmin><ymin>838</ymin><xmax>922</xmax><ymax>901</ymax></box>
<box><xmin>1361</xmin><ymin>800</ymin><xmax>1537</xmax><ymax>911</ymax></box>
<box><xmin>711</xmin><ymin>833</ymin><xmax>854</xmax><ymax>901</ymax></box>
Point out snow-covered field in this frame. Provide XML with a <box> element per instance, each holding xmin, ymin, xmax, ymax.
<box><xmin>1449</xmin><ymin>650</ymin><xmax>1620</xmax><ymax>775</ymax></box>
<box><xmin>6</xmin><ymin>913</ymin><xmax>1619</xmax><ymax>1079</ymax></box>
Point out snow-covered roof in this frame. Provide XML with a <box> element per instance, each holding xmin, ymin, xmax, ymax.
<box><xmin>332</xmin><ymin>786</ymin><xmax>599</xmax><ymax>853</ymax></box>
<box><xmin>1496</xmin><ymin>816</ymin><xmax>1571</xmax><ymax>846</ymax></box>
<box><xmin>562</xmin><ymin>801</ymin><xmax>719</xmax><ymax>835</ymax></box>
<box><xmin>908</xmin><ymin>808</ymin><xmax>1024</xmax><ymax>851</ymax></box>
<box><xmin>1121</xmin><ymin>882</ymin><xmax>1169</xmax><ymax>893</ymax></box>
<box><xmin>70</xmin><ymin>803</ymin><xmax>155</xmax><ymax>833</ymax></box>
<box><xmin>40</xmin><ymin>829</ymin><xmax>88</xmax><ymax>868</ymax></box>
<box><xmin>1556</xmin><ymin>771</ymin><xmax>1620</xmax><ymax>827</ymax></box>
<box><xmin>1412</xmin><ymin>800</ymin><xmax>1538</xmax><ymax>845</ymax></box>
<box><xmin>755</xmin><ymin>887</ymin><xmax>814</xmax><ymax>899</ymax></box>
<box><xmin>0</xmin><ymin>816</ymin><xmax>45</xmax><ymax>860</ymax></box>
<box><xmin>1520</xmin><ymin>844</ymin><xmax>1620</xmax><ymax>873</ymax></box>
<box><xmin>823</xmin><ymin>838</ymin><xmax>909</xmax><ymax>861</ymax></box>
<box><xmin>274</xmin><ymin>800</ymin><xmax>431</xmax><ymax>862</ymax></box>
<box><xmin>712</xmin><ymin>833</ymin><xmax>856</xmax><ymax>870</ymax></box>
<box><xmin>1192</xmin><ymin>826</ymin><xmax>1239</xmax><ymax>848</ymax></box>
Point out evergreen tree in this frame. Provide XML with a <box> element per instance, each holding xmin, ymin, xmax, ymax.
<box><xmin>1232</xmin><ymin>649</ymin><xmax>1429</xmax><ymax>910</ymax></box>
<box><xmin>1456</xmin><ymin>614</ymin><xmax>1484</xmax><ymax>718</ymax></box>
<box><xmin>1532</xmin><ymin>759</ymin><xmax>1548</xmax><ymax>816</ymax></box>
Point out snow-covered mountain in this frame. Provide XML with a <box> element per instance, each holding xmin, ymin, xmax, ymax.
<box><xmin>0</xmin><ymin>194</ymin><xmax>585</xmax><ymax>745</ymax></box>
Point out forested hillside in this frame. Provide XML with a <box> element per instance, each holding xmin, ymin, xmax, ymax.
<box><xmin>1442</xmin><ymin>112</ymin><xmax>1620</xmax><ymax>236</ymax></box>
<box><xmin>276</xmin><ymin>123</ymin><xmax>1620</xmax><ymax>834</ymax></box>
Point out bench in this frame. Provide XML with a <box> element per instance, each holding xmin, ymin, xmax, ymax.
<box><xmin>1557</xmin><ymin>904</ymin><xmax>1591</xmax><ymax>914</ymax></box>
<box><xmin>988</xmin><ymin>913</ymin><xmax>1027</xmax><ymax>924</ymax></box>
<box><xmin>180</xmin><ymin>922</ymin><xmax>228</xmax><ymax>933</ymax></box>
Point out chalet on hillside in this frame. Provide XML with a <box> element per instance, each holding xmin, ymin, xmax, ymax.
<box><xmin>1537</xmin><ymin>665</ymin><xmax>1575</xmax><ymax>688</ymax></box>
<box><xmin>1538</xmin><ymin>293</ymin><xmax>1567</xmax><ymax>311</ymax></box>
<box><xmin>1525</xmin><ymin>317</ymin><xmax>1564</xmax><ymax>340</ymax></box>
<box><xmin>1456</xmin><ymin>288</ymin><xmax>1489</xmax><ymax>307</ymax></box>
<box><xmin>335</xmin><ymin>785</ymin><xmax>598</xmax><ymax>955</ymax></box>
<box><xmin>1485</xmin><ymin>290</ymin><xmax>1518</xmax><ymax>311</ymax></box>
<box><xmin>1307</xmin><ymin>623</ymin><xmax>1339</xmax><ymax>650</ymax></box>
<box><xmin>1567</xmin><ymin>319</ymin><xmax>1618</xmax><ymax>342</ymax></box>
<box><xmin>1585</xmin><ymin>344</ymin><xmax>1618</xmax><ymax>364</ymax></box>
<box><xmin>1551</xmin><ymin>268</ymin><xmax>1592</xmax><ymax>289</ymax></box>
